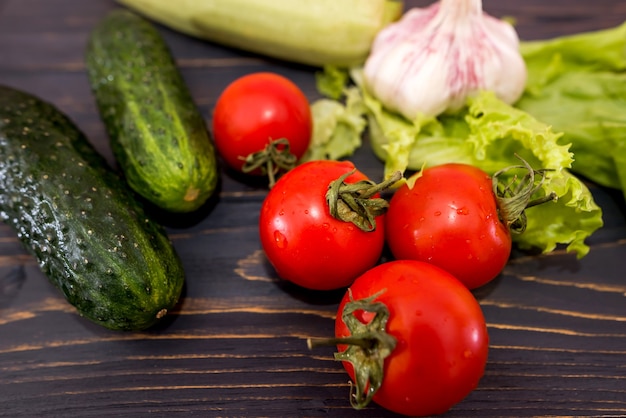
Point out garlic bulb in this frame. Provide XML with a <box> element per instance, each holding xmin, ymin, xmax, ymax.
<box><xmin>363</xmin><ymin>0</ymin><xmax>527</xmax><ymax>120</ymax></box>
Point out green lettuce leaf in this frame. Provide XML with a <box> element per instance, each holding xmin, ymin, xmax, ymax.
<box><xmin>306</xmin><ymin>48</ymin><xmax>609</xmax><ymax>258</ymax></box>
<box><xmin>302</xmin><ymin>85</ymin><xmax>367</xmax><ymax>162</ymax></box>
<box><xmin>516</xmin><ymin>22</ymin><xmax>626</xmax><ymax>194</ymax></box>
<box><xmin>361</xmin><ymin>81</ymin><xmax>602</xmax><ymax>258</ymax></box>
<box><xmin>314</xmin><ymin>65</ymin><xmax>351</xmax><ymax>100</ymax></box>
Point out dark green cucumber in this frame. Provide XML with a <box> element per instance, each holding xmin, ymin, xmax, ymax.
<box><xmin>0</xmin><ymin>84</ymin><xmax>185</xmax><ymax>331</ymax></box>
<box><xmin>85</xmin><ymin>9</ymin><xmax>218</xmax><ymax>213</ymax></box>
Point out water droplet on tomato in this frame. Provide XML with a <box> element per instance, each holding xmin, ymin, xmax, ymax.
<box><xmin>322</xmin><ymin>223</ymin><xmax>330</xmax><ymax>229</ymax></box>
<box><xmin>273</xmin><ymin>231</ymin><xmax>287</xmax><ymax>249</ymax></box>
<box><xmin>278</xmin><ymin>210</ymin><xmax>285</xmax><ymax>216</ymax></box>
<box><xmin>457</xmin><ymin>207</ymin><xmax>469</xmax><ymax>215</ymax></box>
<box><xmin>434</xmin><ymin>211</ymin><xmax>442</xmax><ymax>216</ymax></box>
<box><xmin>304</xmin><ymin>209</ymin><xmax>309</xmax><ymax>215</ymax></box>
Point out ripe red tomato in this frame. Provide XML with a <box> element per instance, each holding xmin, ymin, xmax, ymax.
<box><xmin>212</xmin><ymin>72</ymin><xmax>312</xmax><ymax>176</ymax></box>
<box><xmin>334</xmin><ymin>260</ymin><xmax>489</xmax><ymax>416</ymax></box>
<box><xmin>259</xmin><ymin>160</ymin><xmax>385</xmax><ymax>290</ymax></box>
<box><xmin>385</xmin><ymin>163</ymin><xmax>512</xmax><ymax>289</ymax></box>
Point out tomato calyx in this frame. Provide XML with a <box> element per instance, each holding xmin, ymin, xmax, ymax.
<box><xmin>241</xmin><ymin>137</ymin><xmax>298</xmax><ymax>187</ymax></box>
<box><xmin>493</xmin><ymin>155</ymin><xmax>558</xmax><ymax>234</ymax></box>
<box><xmin>326</xmin><ymin>170</ymin><xmax>402</xmax><ymax>232</ymax></box>
<box><xmin>307</xmin><ymin>290</ymin><xmax>397</xmax><ymax>410</ymax></box>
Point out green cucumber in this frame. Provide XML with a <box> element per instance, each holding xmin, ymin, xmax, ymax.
<box><xmin>0</xmin><ymin>84</ymin><xmax>185</xmax><ymax>331</ymax></box>
<box><xmin>85</xmin><ymin>9</ymin><xmax>218</xmax><ymax>213</ymax></box>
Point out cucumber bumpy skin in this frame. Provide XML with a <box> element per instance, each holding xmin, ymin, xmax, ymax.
<box><xmin>86</xmin><ymin>9</ymin><xmax>218</xmax><ymax>213</ymax></box>
<box><xmin>0</xmin><ymin>84</ymin><xmax>185</xmax><ymax>331</ymax></box>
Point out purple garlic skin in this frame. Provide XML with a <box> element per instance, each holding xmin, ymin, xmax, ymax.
<box><xmin>363</xmin><ymin>0</ymin><xmax>527</xmax><ymax>120</ymax></box>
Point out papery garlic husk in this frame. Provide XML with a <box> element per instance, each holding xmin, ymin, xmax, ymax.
<box><xmin>363</xmin><ymin>0</ymin><xmax>527</xmax><ymax>120</ymax></box>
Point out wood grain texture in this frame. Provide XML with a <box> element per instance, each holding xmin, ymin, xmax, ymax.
<box><xmin>1</xmin><ymin>0</ymin><xmax>625</xmax><ymax>417</ymax></box>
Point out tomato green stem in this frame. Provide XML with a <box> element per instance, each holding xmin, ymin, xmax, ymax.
<box><xmin>306</xmin><ymin>291</ymin><xmax>396</xmax><ymax>410</ymax></box>
<box><xmin>307</xmin><ymin>336</ymin><xmax>378</xmax><ymax>351</ymax></box>
<box><xmin>241</xmin><ymin>137</ymin><xmax>298</xmax><ymax>188</ymax></box>
<box><xmin>326</xmin><ymin>170</ymin><xmax>402</xmax><ymax>232</ymax></box>
<box><xmin>492</xmin><ymin>154</ymin><xmax>558</xmax><ymax>234</ymax></box>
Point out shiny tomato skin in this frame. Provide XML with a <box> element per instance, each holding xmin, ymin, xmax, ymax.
<box><xmin>335</xmin><ymin>260</ymin><xmax>489</xmax><ymax>416</ymax></box>
<box><xmin>386</xmin><ymin>163</ymin><xmax>511</xmax><ymax>289</ymax></box>
<box><xmin>212</xmin><ymin>72</ymin><xmax>312</xmax><ymax>173</ymax></box>
<box><xmin>259</xmin><ymin>160</ymin><xmax>385</xmax><ymax>290</ymax></box>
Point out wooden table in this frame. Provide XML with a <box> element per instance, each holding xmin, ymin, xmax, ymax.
<box><xmin>1</xmin><ymin>1</ymin><xmax>625</xmax><ymax>416</ymax></box>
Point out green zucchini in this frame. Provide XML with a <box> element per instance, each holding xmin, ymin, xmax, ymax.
<box><xmin>0</xmin><ymin>84</ymin><xmax>185</xmax><ymax>331</ymax></box>
<box><xmin>115</xmin><ymin>0</ymin><xmax>404</xmax><ymax>67</ymax></box>
<box><xmin>85</xmin><ymin>9</ymin><xmax>218</xmax><ymax>213</ymax></box>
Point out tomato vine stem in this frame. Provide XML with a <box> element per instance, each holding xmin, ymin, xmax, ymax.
<box><xmin>307</xmin><ymin>291</ymin><xmax>396</xmax><ymax>410</ymax></box>
<box><xmin>241</xmin><ymin>137</ymin><xmax>297</xmax><ymax>188</ymax></box>
<box><xmin>492</xmin><ymin>154</ymin><xmax>558</xmax><ymax>234</ymax></box>
<box><xmin>326</xmin><ymin>170</ymin><xmax>402</xmax><ymax>232</ymax></box>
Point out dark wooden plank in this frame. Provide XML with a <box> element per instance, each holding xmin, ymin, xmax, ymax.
<box><xmin>1</xmin><ymin>0</ymin><xmax>626</xmax><ymax>417</ymax></box>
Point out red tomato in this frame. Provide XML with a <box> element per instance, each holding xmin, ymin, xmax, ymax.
<box><xmin>335</xmin><ymin>260</ymin><xmax>489</xmax><ymax>416</ymax></box>
<box><xmin>259</xmin><ymin>160</ymin><xmax>385</xmax><ymax>290</ymax></box>
<box><xmin>212</xmin><ymin>72</ymin><xmax>312</xmax><ymax>174</ymax></box>
<box><xmin>385</xmin><ymin>163</ymin><xmax>512</xmax><ymax>289</ymax></box>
